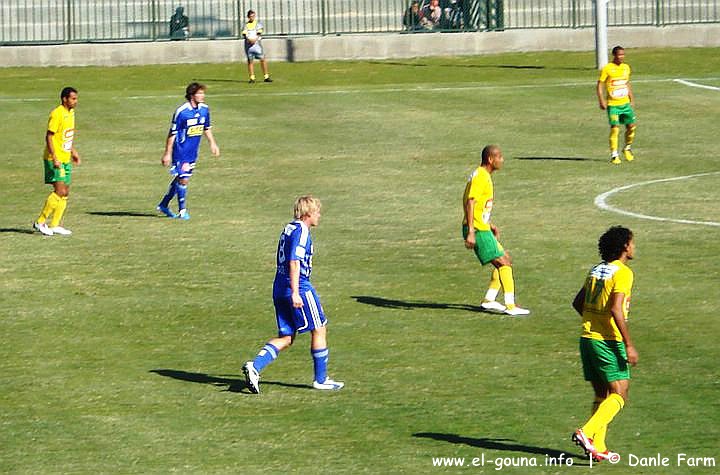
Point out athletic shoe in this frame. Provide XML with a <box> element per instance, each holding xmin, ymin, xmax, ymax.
<box><xmin>480</xmin><ymin>300</ymin><xmax>506</xmax><ymax>313</ymax></box>
<box><xmin>313</xmin><ymin>378</ymin><xmax>344</xmax><ymax>390</ymax></box>
<box><xmin>623</xmin><ymin>148</ymin><xmax>634</xmax><ymax>161</ymax></box>
<box><xmin>176</xmin><ymin>210</ymin><xmax>191</xmax><ymax>220</ymax></box>
<box><xmin>264</xmin><ymin>77</ymin><xmax>273</xmax><ymax>83</ymax></box>
<box><xmin>572</xmin><ymin>428</ymin><xmax>596</xmax><ymax>457</ymax></box>
<box><xmin>249</xmin><ymin>79</ymin><xmax>256</xmax><ymax>84</ymax></box>
<box><xmin>610</xmin><ymin>154</ymin><xmax>621</xmax><ymax>165</ymax></box>
<box><xmin>504</xmin><ymin>305</ymin><xmax>530</xmax><ymax>316</ymax></box>
<box><xmin>33</xmin><ymin>221</ymin><xmax>54</xmax><ymax>236</ymax></box>
<box><xmin>593</xmin><ymin>450</ymin><xmax>621</xmax><ymax>464</ymax></box>
<box><xmin>242</xmin><ymin>361</ymin><xmax>260</xmax><ymax>394</ymax></box>
<box><xmin>156</xmin><ymin>205</ymin><xmax>177</xmax><ymax>218</ymax></box>
<box><xmin>50</xmin><ymin>226</ymin><xmax>72</xmax><ymax>236</ymax></box>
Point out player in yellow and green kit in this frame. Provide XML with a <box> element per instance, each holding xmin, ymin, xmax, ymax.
<box><xmin>33</xmin><ymin>87</ymin><xmax>81</xmax><ymax>236</ymax></box>
<box><xmin>462</xmin><ymin>145</ymin><xmax>530</xmax><ymax>316</ymax></box>
<box><xmin>571</xmin><ymin>226</ymin><xmax>638</xmax><ymax>463</ymax></box>
<box><xmin>597</xmin><ymin>46</ymin><xmax>637</xmax><ymax>164</ymax></box>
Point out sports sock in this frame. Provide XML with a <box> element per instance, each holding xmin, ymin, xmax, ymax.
<box><xmin>50</xmin><ymin>196</ymin><xmax>68</xmax><ymax>227</ymax></box>
<box><xmin>624</xmin><ymin>125</ymin><xmax>636</xmax><ymax>149</ymax></box>
<box><xmin>252</xmin><ymin>343</ymin><xmax>279</xmax><ymax>373</ymax></box>
<box><xmin>312</xmin><ymin>348</ymin><xmax>329</xmax><ymax>383</ymax></box>
<box><xmin>582</xmin><ymin>393</ymin><xmax>624</xmax><ymax>446</ymax></box>
<box><xmin>176</xmin><ymin>183</ymin><xmax>187</xmax><ymax>212</ymax></box>
<box><xmin>591</xmin><ymin>397</ymin><xmax>608</xmax><ymax>452</ymax></box>
<box><xmin>37</xmin><ymin>191</ymin><xmax>60</xmax><ymax>224</ymax></box>
<box><xmin>484</xmin><ymin>268</ymin><xmax>501</xmax><ymax>302</ymax></box>
<box><xmin>498</xmin><ymin>265</ymin><xmax>516</xmax><ymax>306</ymax></box>
<box><xmin>159</xmin><ymin>180</ymin><xmax>177</xmax><ymax>208</ymax></box>
<box><xmin>609</xmin><ymin>127</ymin><xmax>620</xmax><ymax>155</ymax></box>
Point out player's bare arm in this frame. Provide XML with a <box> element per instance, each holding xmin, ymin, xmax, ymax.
<box><xmin>161</xmin><ymin>134</ymin><xmax>174</xmax><ymax>166</ymax></box>
<box><xmin>596</xmin><ymin>81</ymin><xmax>607</xmax><ymax>110</ymax></box>
<box><xmin>609</xmin><ymin>292</ymin><xmax>638</xmax><ymax>365</ymax></box>
<box><xmin>572</xmin><ymin>287</ymin><xmax>586</xmax><ymax>316</ymax></box>
<box><xmin>464</xmin><ymin>198</ymin><xmax>476</xmax><ymax>248</ymax></box>
<box><xmin>204</xmin><ymin>128</ymin><xmax>220</xmax><ymax>156</ymax></box>
<box><xmin>289</xmin><ymin>260</ymin><xmax>303</xmax><ymax>308</ymax></box>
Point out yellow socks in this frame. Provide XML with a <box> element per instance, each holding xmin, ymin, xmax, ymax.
<box><xmin>582</xmin><ymin>393</ymin><xmax>625</xmax><ymax>449</ymax></box>
<box><xmin>50</xmin><ymin>196</ymin><xmax>68</xmax><ymax>227</ymax></box>
<box><xmin>624</xmin><ymin>125</ymin><xmax>636</xmax><ymax>148</ymax></box>
<box><xmin>609</xmin><ymin>127</ymin><xmax>620</xmax><ymax>155</ymax></box>
<box><xmin>37</xmin><ymin>192</ymin><xmax>61</xmax><ymax>224</ymax></box>
<box><xmin>498</xmin><ymin>265</ymin><xmax>516</xmax><ymax>306</ymax></box>
<box><xmin>591</xmin><ymin>397</ymin><xmax>608</xmax><ymax>452</ymax></box>
<box><xmin>483</xmin><ymin>268</ymin><xmax>502</xmax><ymax>302</ymax></box>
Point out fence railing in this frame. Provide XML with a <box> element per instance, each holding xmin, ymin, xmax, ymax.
<box><xmin>1</xmin><ymin>0</ymin><xmax>719</xmax><ymax>45</ymax></box>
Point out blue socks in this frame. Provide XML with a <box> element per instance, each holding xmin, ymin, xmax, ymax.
<box><xmin>312</xmin><ymin>348</ymin><xmax>329</xmax><ymax>383</ymax></box>
<box><xmin>159</xmin><ymin>180</ymin><xmax>177</xmax><ymax>208</ymax></box>
<box><xmin>253</xmin><ymin>343</ymin><xmax>279</xmax><ymax>372</ymax></box>
<box><xmin>176</xmin><ymin>183</ymin><xmax>187</xmax><ymax>212</ymax></box>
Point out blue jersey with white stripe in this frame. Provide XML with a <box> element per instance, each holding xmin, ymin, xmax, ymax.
<box><xmin>273</xmin><ymin>220</ymin><xmax>313</xmax><ymax>296</ymax></box>
<box><xmin>169</xmin><ymin>102</ymin><xmax>211</xmax><ymax>163</ymax></box>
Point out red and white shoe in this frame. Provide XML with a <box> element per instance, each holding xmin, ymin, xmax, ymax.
<box><xmin>593</xmin><ymin>450</ymin><xmax>621</xmax><ymax>464</ymax></box>
<box><xmin>571</xmin><ymin>428</ymin><xmax>596</xmax><ymax>457</ymax></box>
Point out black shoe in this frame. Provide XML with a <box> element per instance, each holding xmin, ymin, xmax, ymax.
<box><xmin>249</xmin><ymin>79</ymin><xmax>256</xmax><ymax>84</ymax></box>
<box><xmin>264</xmin><ymin>77</ymin><xmax>273</xmax><ymax>83</ymax></box>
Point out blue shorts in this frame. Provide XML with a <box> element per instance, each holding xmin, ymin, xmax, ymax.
<box><xmin>274</xmin><ymin>286</ymin><xmax>327</xmax><ymax>336</ymax></box>
<box><xmin>245</xmin><ymin>42</ymin><xmax>264</xmax><ymax>60</ymax></box>
<box><xmin>171</xmin><ymin>161</ymin><xmax>196</xmax><ymax>179</ymax></box>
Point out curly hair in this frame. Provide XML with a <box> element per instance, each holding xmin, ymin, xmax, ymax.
<box><xmin>598</xmin><ymin>226</ymin><xmax>633</xmax><ymax>262</ymax></box>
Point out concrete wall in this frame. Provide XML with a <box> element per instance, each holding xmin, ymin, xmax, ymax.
<box><xmin>2</xmin><ymin>24</ymin><xmax>719</xmax><ymax>68</ymax></box>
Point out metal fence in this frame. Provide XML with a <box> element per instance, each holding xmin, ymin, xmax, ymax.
<box><xmin>1</xmin><ymin>0</ymin><xmax>719</xmax><ymax>45</ymax></box>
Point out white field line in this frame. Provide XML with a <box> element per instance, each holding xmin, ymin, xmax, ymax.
<box><xmin>674</xmin><ymin>78</ymin><xmax>720</xmax><ymax>91</ymax></box>
<box><xmin>3</xmin><ymin>76</ymin><xmax>720</xmax><ymax>103</ymax></box>
<box><xmin>594</xmin><ymin>172</ymin><xmax>720</xmax><ymax>227</ymax></box>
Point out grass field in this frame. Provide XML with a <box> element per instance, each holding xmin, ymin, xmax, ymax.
<box><xmin>1</xmin><ymin>47</ymin><xmax>719</xmax><ymax>474</ymax></box>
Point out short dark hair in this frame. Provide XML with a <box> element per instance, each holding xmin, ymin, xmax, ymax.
<box><xmin>185</xmin><ymin>82</ymin><xmax>206</xmax><ymax>101</ymax></box>
<box><xmin>247</xmin><ymin>9</ymin><xmax>255</xmax><ymax>17</ymax></box>
<box><xmin>481</xmin><ymin>145</ymin><xmax>498</xmax><ymax>165</ymax></box>
<box><xmin>60</xmin><ymin>87</ymin><xmax>77</xmax><ymax>100</ymax></box>
<box><xmin>598</xmin><ymin>226</ymin><xmax>633</xmax><ymax>262</ymax></box>
<box><xmin>612</xmin><ymin>45</ymin><xmax>624</xmax><ymax>55</ymax></box>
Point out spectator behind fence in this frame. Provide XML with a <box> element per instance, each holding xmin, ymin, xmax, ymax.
<box><xmin>403</xmin><ymin>2</ymin><xmax>424</xmax><ymax>31</ymax></box>
<box><xmin>169</xmin><ymin>6</ymin><xmax>189</xmax><ymax>40</ymax></box>
<box><xmin>421</xmin><ymin>0</ymin><xmax>443</xmax><ymax>30</ymax></box>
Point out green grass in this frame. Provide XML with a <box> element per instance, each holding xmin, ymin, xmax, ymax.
<box><xmin>1</xmin><ymin>48</ymin><xmax>719</xmax><ymax>474</ymax></box>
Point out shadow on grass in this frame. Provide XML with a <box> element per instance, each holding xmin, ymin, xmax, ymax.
<box><xmin>150</xmin><ymin>369</ymin><xmax>313</xmax><ymax>394</ymax></box>
<box><xmin>0</xmin><ymin>227</ymin><xmax>36</xmax><ymax>234</ymax></box>
<box><xmin>367</xmin><ymin>61</ymin><xmax>595</xmax><ymax>72</ymax></box>
<box><xmin>413</xmin><ymin>432</ymin><xmax>587</xmax><ymax>465</ymax></box>
<box><xmin>352</xmin><ymin>295</ymin><xmax>483</xmax><ymax>313</ymax></box>
<box><xmin>87</xmin><ymin>211</ymin><xmax>159</xmax><ymax>218</ymax></box>
<box><xmin>514</xmin><ymin>156</ymin><xmax>596</xmax><ymax>161</ymax></box>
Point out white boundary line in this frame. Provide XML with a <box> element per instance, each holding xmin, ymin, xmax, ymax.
<box><xmin>2</xmin><ymin>76</ymin><xmax>720</xmax><ymax>103</ymax></box>
<box><xmin>594</xmin><ymin>172</ymin><xmax>720</xmax><ymax>227</ymax></box>
<box><xmin>674</xmin><ymin>79</ymin><xmax>720</xmax><ymax>91</ymax></box>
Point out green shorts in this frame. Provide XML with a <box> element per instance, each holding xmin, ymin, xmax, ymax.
<box><xmin>44</xmin><ymin>160</ymin><xmax>72</xmax><ymax>185</ymax></box>
<box><xmin>462</xmin><ymin>225</ymin><xmax>505</xmax><ymax>265</ymax></box>
<box><xmin>580</xmin><ymin>337</ymin><xmax>630</xmax><ymax>383</ymax></box>
<box><xmin>607</xmin><ymin>103</ymin><xmax>636</xmax><ymax>126</ymax></box>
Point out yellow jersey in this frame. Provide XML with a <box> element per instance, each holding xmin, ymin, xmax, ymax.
<box><xmin>44</xmin><ymin>104</ymin><xmax>75</xmax><ymax>163</ymax></box>
<box><xmin>462</xmin><ymin>166</ymin><xmax>493</xmax><ymax>232</ymax></box>
<box><xmin>598</xmin><ymin>62</ymin><xmax>632</xmax><ymax>107</ymax></box>
<box><xmin>580</xmin><ymin>259</ymin><xmax>634</xmax><ymax>342</ymax></box>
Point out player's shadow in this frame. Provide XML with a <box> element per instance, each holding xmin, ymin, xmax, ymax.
<box><xmin>150</xmin><ymin>369</ymin><xmax>313</xmax><ymax>393</ymax></box>
<box><xmin>0</xmin><ymin>227</ymin><xmax>35</xmax><ymax>234</ymax></box>
<box><xmin>413</xmin><ymin>432</ymin><xmax>588</xmax><ymax>465</ymax></box>
<box><xmin>352</xmin><ymin>295</ymin><xmax>483</xmax><ymax>313</ymax></box>
<box><xmin>514</xmin><ymin>156</ymin><xmax>596</xmax><ymax>161</ymax></box>
<box><xmin>87</xmin><ymin>211</ymin><xmax>158</xmax><ymax>218</ymax></box>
